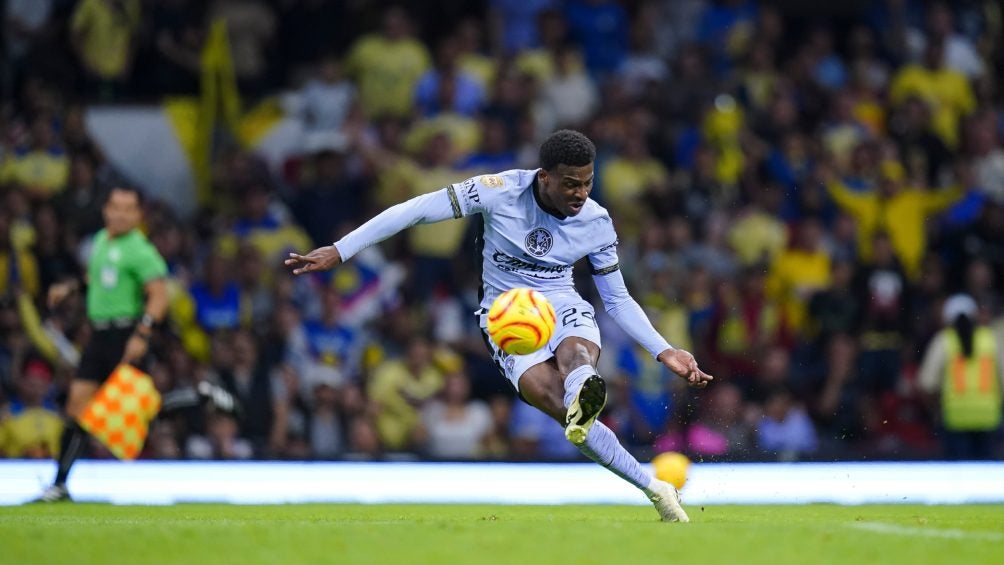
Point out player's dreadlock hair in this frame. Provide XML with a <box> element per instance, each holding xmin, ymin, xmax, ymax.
<box><xmin>539</xmin><ymin>130</ymin><xmax>596</xmax><ymax>171</ymax></box>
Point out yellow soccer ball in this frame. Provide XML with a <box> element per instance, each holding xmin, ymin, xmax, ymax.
<box><xmin>652</xmin><ymin>451</ymin><xmax>691</xmax><ymax>490</ymax></box>
<box><xmin>487</xmin><ymin>288</ymin><xmax>556</xmax><ymax>355</ymax></box>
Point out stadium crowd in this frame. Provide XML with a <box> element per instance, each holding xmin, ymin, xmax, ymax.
<box><xmin>1</xmin><ymin>0</ymin><xmax>1003</xmax><ymax>463</ymax></box>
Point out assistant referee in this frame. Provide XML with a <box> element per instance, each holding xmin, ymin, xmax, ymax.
<box><xmin>36</xmin><ymin>186</ymin><xmax>168</xmax><ymax>502</ymax></box>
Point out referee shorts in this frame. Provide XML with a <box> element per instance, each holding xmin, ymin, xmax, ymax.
<box><xmin>77</xmin><ymin>325</ymin><xmax>145</xmax><ymax>383</ymax></box>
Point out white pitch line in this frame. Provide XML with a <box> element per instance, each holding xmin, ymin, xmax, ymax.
<box><xmin>848</xmin><ymin>521</ymin><xmax>1004</xmax><ymax>542</ymax></box>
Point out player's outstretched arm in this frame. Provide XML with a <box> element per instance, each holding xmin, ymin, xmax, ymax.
<box><xmin>287</xmin><ymin>186</ymin><xmax>464</xmax><ymax>275</ymax></box>
<box><xmin>285</xmin><ymin>245</ymin><xmax>342</xmax><ymax>275</ymax></box>
<box><xmin>589</xmin><ymin>236</ymin><xmax>713</xmax><ymax>389</ymax></box>
<box><xmin>657</xmin><ymin>348</ymin><xmax>713</xmax><ymax>389</ymax></box>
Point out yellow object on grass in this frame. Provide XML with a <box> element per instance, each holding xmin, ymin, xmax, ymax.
<box><xmin>78</xmin><ymin>365</ymin><xmax>161</xmax><ymax>460</ymax></box>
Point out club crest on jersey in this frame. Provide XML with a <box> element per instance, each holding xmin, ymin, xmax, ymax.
<box><xmin>524</xmin><ymin>228</ymin><xmax>553</xmax><ymax>257</ymax></box>
<box><xmin>480</xmin><ymin>175</ymin><xmax>503</xmax><ymax>188</ymax></box>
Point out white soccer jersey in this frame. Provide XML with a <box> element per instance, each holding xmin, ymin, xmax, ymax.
<box><xmin>333</xmin><ymin>168</ymin><xmax>673</xmax><ymax>358</ymax></box>
<box><xmin>445</xmin><ymin>169</ymin><xmax>618</xmax><ymax>309</ymax></box>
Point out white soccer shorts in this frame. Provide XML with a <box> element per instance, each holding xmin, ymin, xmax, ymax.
<box><xmin>478</xmin><ymin>293</ymin><xmax>601</xmax><ymax>391</ymax></box>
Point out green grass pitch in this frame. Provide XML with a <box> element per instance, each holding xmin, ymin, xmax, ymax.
<box><xmin>3</xmin><ymin>504</ymin><xmax>1003</xmax><ymax>564</ymax></box>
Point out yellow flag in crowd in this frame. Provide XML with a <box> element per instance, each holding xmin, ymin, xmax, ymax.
<box><xmin>77</xmin><ymin>364</ymin><xmax>162</xmax><ymax>460</ymax></box>
<box><xmin>193</xmin><ymin>19</ymin><xmax>242</xmax><ymax>207</ymax></box>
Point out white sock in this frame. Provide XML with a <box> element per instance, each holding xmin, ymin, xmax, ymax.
<box><xmin>562</xmin><ymin>364</ymin><xmax>654</xmax><ymax>492</ymax></box>
<box><xmin>577</xmin><ymin>421</ymin><xmax>655</xmax><ymax>491</ymax></box>
<box><xmin>562</xmin><ymin>365</ymin><xmax>595</xmax><ymax>408</ymax></box>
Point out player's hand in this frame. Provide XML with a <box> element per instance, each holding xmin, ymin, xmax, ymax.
<box><xmin>285</xmin><ymin>245</ymin><xmax>342</xmax><ymax>275</ymax></box>
<box><xmin>121</xmin><ymin>334</ymin><xmax>149</xmax><ymax>366</ymax></box>
<box><xmin>47</xmin><ymin>281</ymin><xmax>76</xmax><ymax>309</ymax></box>
<box><xmin>658</xmin><ymin>348</ymin><xmax>714</xmax><ymax>389</ymax></box>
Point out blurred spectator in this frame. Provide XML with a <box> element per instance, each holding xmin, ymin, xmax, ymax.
<box><xmin>766</xmin><ymin>218</ymin><xmax>832</xmax><ymax>336</ymax></box>
<box><xmin>809</xmin><ymin>259</ymin><xmax>860</xmax><ymax>342</ymax></box>
<box><xmin>146</xmin><ymin>0</ymin><xmax>204</xmax><ymax>96</ymax></box>
<box><xmin>346</xmin><ymin>7</ymin><xmax>430</xmax><ymax>119</ymax></box>
<box><xmin>368</xmin><ymin>338</ymin><xmax>444</xmax><ymax>451</ymax></box>
<box><xmin>415</xmin><ymin>37</ymin><xmax>486</xmax><ymax>117</ymax></box>
<box><xmin>854</xmin><ymin>231</ymin><xmax>911</xmax><ymax>405</ymax></box>
<box><xmin>509</xmin><ymin>395</ymin><xmax>580</xmax><ymax>460</ymax></box>
<box><xmin>208</xmin><ymin>0</ymin><xmax>276</xmax><ymax>95</ymax></box>
<box><xmin>534</xmin><ymin>46</ymin><xmax>598</xmax><ymax>133</ymax></box>
<box><xmin>564</xmin><ymin>0</ymin><xmax>629</xmax><ymax>77</ymax></box>
<box><xmin>418</xmin><ymin>372</ymin><xmax>492</xmax><ymax>459</ymax></box>
<box><xmin>600</xmin><ymin>136</ymin><xmax>669</xmax><ymax>238</ymax></box>
<box><xmin>481</xmin><ymin>395</ymin><xmax>512</xmax><ymax>458</ymax></box>
<box><xmin>617</xmin><ymin>7</ymin><xmax>668</xmax><ymax>98</ymax></box>
<box><xmin>0</xmin><ymin>210</ymin><xmax>40</xmax><ymax>299</ymax></box>
<box><xmin>235</xmin><ymin>243</ymin><xmax>272</xmax><ymax>333</ymax></box>
<box><xmin>0</xmin><ymin>359</ymin><xmax>62</xmax><ymax>458</ymax></box>
<box><xmin>186</xmin><ymin>410</ymin><xmax>254</xmax><ymax>460</ymax></box>
<box><xmin>964</xmin><ymin>112</ymin><xmax>1004</xmax><ymax>204</ymax></box>
<box><xmin>216</xmin><ymin>330</ymin><xmax>285</xmax><ymax>456</ymax></box>
<box><xmin>823</xmin><ymin>91</ymin><xmax>870</xmax><ymax>171</ymax></box>
<box><xmin>190</xmin><ymin>252</ymin><xmax>242</xmax><ymax>332</ymax></box>
<box><xmin>32</xmin><ymin>204</ymin><xmax>80</xmax><ymax>294</ymax></box>
<box><xmin>54</xmin><ymin>155</ymin><xmax>107</xmax><ymax>239</ymax></box>
<box><xmin>455</xmin><ymin>18</ymin><xmax>496</xmax><ymax>91</ymax></box>
<box><xmin>888</xmin><ymin>97</ymin><xmax>952</xmax><ymax>187</ymax></box>
<box><xmin>230</xmin><ymin>182</ymin><xmax>312</xmax><ymax>267</ymax></box>
<box><xmin>825</xmin><ymin>159</ymin><xmax>962</xmax><ymax>279</ymax></box>
<box><xmin>757</xmin><ymin>386</ymin><xmax>819</xmax><ymax>461</ymax></box>
<box><xmin>2</xmin><ymin>0</ymin><xmax>56</xmax><ymax>93</ymax></box>
<box><xmin>489</xmin><ymin>0</ymin><xmax>556</xmax><ymax>54</ymax></box>
<box><xmin>277</xmin><ymin>0</ymin><xmax>347</xmax><ymax>77</ymax></box>
<box><xmin>299</xmin><ymin>286</ymin><xmax>363</xmax><ymax>384</ymax></box>
<box><xmin>607</xmin><ymin>342</ymin><xmax>680</xmax><ymax>448</ymax></box>
<box><xmin>514</xmin><ymin>9</ymin><xmax>568</xmax><ymax>84</ymax></box>
<box><xmin>697</xmin><ymin>0</ymin><xmax>758</xmax><ymax>74</ymax></box>
<box><xmin>455</xmin><ymin>116</ymin><xmax>517</xmax><ymax>171</ymax></box>
<box><xmin>738</xmin><ymin>40</ymin><xmax>779</xmax><ymax>114</ymax></box>
<box><xmin>709</xmin><ymin>268</ymin><xmax>785</xmax><ymax>383</ymax></box>
<box><xmin>287</xmin><ymin>56</ymin><xmax>356</xmax><ymax>135</ymax></box>
<box><xmin>806</xmin><ymin>26</ymin><xmax>848</xmax><ymax>91</ymax></box>
<box><xmin>908</xmin><ymin>2</ymin><xmax>985</xmax><ymax>80</ymax></box>
<box><xmin>1</xmin><ymin>117</ymin><xmax>69</xmax><ymax>200</ymax></box>
<box><xmin>307</xmin><ymin>369</ymin><xmax>344</xmax><ymax>459</ymax></box>
<box><xmin>654</xmin><ymin>382</ymin><xmax>754</xmax><ymax>459</ymax></box>
<box><xmin>70</xmin><ymin>0</ymin><xmax>141</xmax><ymax>97</ymax></box>
<box><xmin>291</xmin><ymin>144</ymin><xmax>366</xmax><ymax>247</ymax></box>
<box><xmin>890</xmin><ymin>39</ymin><xmax>976</xmax><ymax>149</ymax></box>
<box><xmin>866</xmin><ymin>0</ymin><xmax>925</xmax><ymax>64</ymax></box>
<box><xmin>728</xmin><ymin>187</ymin><xmax>787</xmax><ymax>267</ymax></box>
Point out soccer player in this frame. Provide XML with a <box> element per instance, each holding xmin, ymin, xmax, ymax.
<box><xmin>287</xmin><ymin>130</ymin><xmax>712</xmax><ymax>521</ymax></box>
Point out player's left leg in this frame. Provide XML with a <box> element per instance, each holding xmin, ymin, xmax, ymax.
<box><xmin>550</xmin><ymin>335</ymin><xmax>689</xmax><ymax>522</ymax></box>
<box><xmin>518</xmin><ymin>339</ymin><xmax>690</xmax><ymax>525</ymax></box>
<box><xmin>479</xmin><ymin>302</ymin><xmax>688</xmax><ymax>521</ymax></box>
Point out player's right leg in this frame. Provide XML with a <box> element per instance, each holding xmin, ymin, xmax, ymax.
<box><xmin>556</xmin><ymin>340</ymin><xmax>607</xmax><ymax>446</ymax></box>
<box><xmin>546</xmin><ymin>300</ymin><xmax>608</xmax><ymax>445</ymax></box>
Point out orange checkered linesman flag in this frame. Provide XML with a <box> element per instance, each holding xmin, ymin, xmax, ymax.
<box><xmin>78</xmin><ymin>364</ymin><xmax>162</xmax><ymax>460</ymax></box>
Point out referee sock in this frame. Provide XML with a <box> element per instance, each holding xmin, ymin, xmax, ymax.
<box><xmin>562</xmin><ymin>365</ymin><xmax>654</xmax><ymax>491</ymax></box>
<box><xmin>54</xmin><ymin>421</ymin><xmax>88</xmax><ymax>486</ymax></box>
